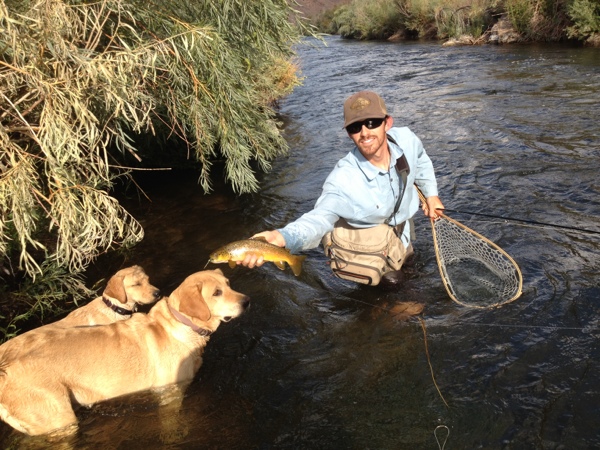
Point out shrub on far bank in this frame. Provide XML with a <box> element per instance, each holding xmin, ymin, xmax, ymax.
<box><xmin>506</xmin><ymin>0</ymin><xmax>571</xmax><ymax>41</ymax></box>
<box><xmin>567</xmin><ymin>0</ymin><xmax>600</xmax><ymax>44</ymax></box>
<box><xmin>316</xmin><ymin>0</ymin><xmax>600</xmax><ymax>46</ymax></box>
<box><xmin>327</xmin><ymin>0</ymin><xmax>403</xmax><ymax>39</ymax></box>
<box><xmin>434</xmin><ymin>0</ymin><xmax>494</xmax><ymax>39</ymax></box>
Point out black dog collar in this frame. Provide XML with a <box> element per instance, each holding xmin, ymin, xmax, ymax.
<box><xmin>102</xmin><ymin>296</ymin><xmax>134</xmax><ymax>317</ymax></box>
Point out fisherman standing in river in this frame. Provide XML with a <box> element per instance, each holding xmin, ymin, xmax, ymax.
<box><xmin>240</xmin><ymin>90</ymin><xmax>444</xmax><ymax>287</ymax></box>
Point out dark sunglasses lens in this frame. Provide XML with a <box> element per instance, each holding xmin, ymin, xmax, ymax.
<box><xmin>347</xmin><ymin>118</ymin><xmax>384</xmax><ymax>134</ymax></box>
<box><xmin>366</xmin><ymin>118</ymin><xmax>384</xmax><ymax>129</ymax></box>
<box><xmin>346</xmin><ymin>122</ymin><xmax>362</xmax><ymax>134</ymax></box>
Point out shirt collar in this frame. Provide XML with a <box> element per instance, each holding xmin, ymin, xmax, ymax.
<box><xmin>350</xmin><ymin>135</ymin><xmax>404</xmax><ymax>180</ymax></box>
<box><xmin>387</xmin><ymin>135</ymin><xmax>404</xmax><ymax>165</ymax></box>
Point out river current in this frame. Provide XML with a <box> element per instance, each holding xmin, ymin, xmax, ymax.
<box><xmin>2</xmin><ymin>36</ymin><xmax>599</xmax><ymax>449</ymax></box>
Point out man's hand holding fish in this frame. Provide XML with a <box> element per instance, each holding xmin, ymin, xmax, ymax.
<box><xmin>239</xmin><ymin>231</ymin><xmax>286</xmax><ymax>268</ymax></box>
<box><xmin>209</xmin><ymin>234</ymin><xmax>305</xmax><ymax>277</ymax></box>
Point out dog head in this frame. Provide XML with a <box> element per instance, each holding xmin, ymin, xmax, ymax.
<box><xmin>103</xmin><ymin>265</ymin><xmax>162</xmax><ymax>306</ymax></box>
<box><xmin>169</xmin><ymin>269</ymin><xmax>250</xmax><ymax>331</ymax></box>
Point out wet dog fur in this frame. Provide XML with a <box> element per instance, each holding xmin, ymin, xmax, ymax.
<box><xmin>57</xmin><ymin>265</ymin><xmax>161</xmax><ymax>327</ymax></box>
<box><xmin>0</xmin><ymin>269</ymin><xmax>249</xmax><ymax>436</ymax></box>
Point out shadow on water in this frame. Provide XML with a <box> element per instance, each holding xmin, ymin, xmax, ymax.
<box><xmin>2</xmin><ymin>36</ymin><xmax>600</xmax><ymax>449</ymax></box>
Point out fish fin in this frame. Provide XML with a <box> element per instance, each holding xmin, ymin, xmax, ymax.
<box><xmin>251</xmin><ymin>236</ymin><xmax>268</xmax><ymax>242</ymax></box>
<box><xmin>273</xmin><ymin>261</ymin><xmax>286</xmax><ymax>271</ymax></box>
<box><xmin>290</xmin><ymin>255</ymin><xmax>307</xmax><ymax>277</ymax></box>
<box><xmin>228</xmin><ymin>260</ymin><xmax>237</xmax><ymax>269</ymax></box>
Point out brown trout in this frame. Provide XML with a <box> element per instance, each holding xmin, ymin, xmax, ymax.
<box><xmin>208</xmin><ymin>238</ymin><xmax>306</xmax><ymax>276</ymax></box>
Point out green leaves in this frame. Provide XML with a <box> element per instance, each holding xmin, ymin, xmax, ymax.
<box><xmin>568</xmin><ymin>0</ymin><xmax>600</xmax><ymax>40</ymax></box>
<box><xmin>0</xmin><ymin>0</ymin><xmax>313</xmax><ymax>331</ymax></box>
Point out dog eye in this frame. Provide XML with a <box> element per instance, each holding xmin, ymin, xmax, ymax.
<box><xmin>214</xmin><ymin>289</ymin><xmax>222</xmax><ymax>296</ymax></box>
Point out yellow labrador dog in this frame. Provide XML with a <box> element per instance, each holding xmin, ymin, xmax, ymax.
<box><xmin>0</xmin><ymin>266</ymin><xmax>160</xmax><ymax>365</ymax></box>
<box><xmin>0</xmin><ymin>269</ymin><xmax>249</xmax><ymax>436</ymax></box>
<box><xmin>57</xmin><ymin>265</ymin><xmax>161</xmax><ymax>327</ymax></box>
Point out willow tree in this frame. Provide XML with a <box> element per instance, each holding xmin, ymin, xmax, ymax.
<box><xmin>0</xmin><ymin>0</ymin><xmax>312</xmax><ymax>335</ymax></box>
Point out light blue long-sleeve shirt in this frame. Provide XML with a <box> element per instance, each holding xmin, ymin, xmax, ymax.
<box><xmin>279</xmin><ymin>127</ymin><xmax>439</xmax><ymax>253</ymax></box>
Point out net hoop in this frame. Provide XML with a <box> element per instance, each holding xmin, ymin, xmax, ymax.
<box><xmin>431</xmin><ymin>212</ymin><xmax>523</xmax><ymax>308</ymax></box>
<box><xmin>418</xmin><ymin>189</ymin><xmax>523</xmax><ymax>308</ymax></box>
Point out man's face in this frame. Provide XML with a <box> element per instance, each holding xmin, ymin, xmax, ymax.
<box><xmin>347</xmin><ymin>116</ymin><xmax>393</xmax><ymax>159</ymax></box>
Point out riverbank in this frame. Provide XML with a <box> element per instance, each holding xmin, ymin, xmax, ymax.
<box><xmin>310</xmin><ymin>0</ymin><xmax>600</xmax><ymax>47</ymax></box>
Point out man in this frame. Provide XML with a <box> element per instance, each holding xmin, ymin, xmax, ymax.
<box><xmin>241</xmin><ymin>90</ymin><xmax>443</xmax><ymax>285</ymax></box>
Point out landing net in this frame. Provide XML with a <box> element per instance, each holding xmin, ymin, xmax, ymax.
<box><xmin>417</xmin><ymin>189</ymin><xmax>523</xmax><ymax>308</ymax></box>
<box><xmin>430</xmin><ymin>213</ymin><xmax>523</xmax><ymax>308</ymax></box>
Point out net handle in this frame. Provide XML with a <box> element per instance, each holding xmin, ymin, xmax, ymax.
<box><xmin>416</xmin><ymin>187</ymin><xmax>523</xmax><ymax>308</ymax></box>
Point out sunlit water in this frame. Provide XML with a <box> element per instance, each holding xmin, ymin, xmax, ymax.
<box><xmin>2</xmin><ymin>36</ymin><xmax>599</xmax><ymax>449</ymax></box>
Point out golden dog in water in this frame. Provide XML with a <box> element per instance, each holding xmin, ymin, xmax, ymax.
<box><xmin>0</xmin><ymin>265</ymin><xmax>160</xmax><ymax>370</ymax></box>
<box><xmin>0</xmin><ymin>269</ymin><xmax>250</xmax><ymax>436</ymax></box>
<box><xmin>57</xmin><ymin>265</ymin><xmax>161</xmax><ymax>327</ymax></box>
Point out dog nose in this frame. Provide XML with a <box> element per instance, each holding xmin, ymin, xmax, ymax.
<box><xmin>153</xmin><ymin>290</ymin><xmax>162</xmax><ymax>300</ymax></box>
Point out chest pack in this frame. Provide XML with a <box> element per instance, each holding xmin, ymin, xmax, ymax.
<box><xmin>322</xmin><ymin>152</ymin><xmax>413</xmax><ymax>286</ymax></box>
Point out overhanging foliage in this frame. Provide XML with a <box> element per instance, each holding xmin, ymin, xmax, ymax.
<box><xmin>0</xmin><ymin>0</ymin><xmax>313</xmax><ymax>331</ymax></box>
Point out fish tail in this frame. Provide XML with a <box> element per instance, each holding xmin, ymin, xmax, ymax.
<box><xmin>290</xmin><ymin>255</ymin><xmax>307</xmax><ymax>277</ymax></box>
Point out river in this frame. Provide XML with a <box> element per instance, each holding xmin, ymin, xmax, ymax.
<box><xmin>2</xmin><ymin>36</ymin><xmax>599</xmax><ymax>449</ymax></box>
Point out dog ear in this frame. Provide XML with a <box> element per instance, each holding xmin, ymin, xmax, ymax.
<box><xmin>179</xmin><ymin>283</ymin><xmax>211</xmax><ymax>321</ymax></box>
<box><xmin>103</xmin><ymin>274</ymin><xmax>127</xmax><ymax>304</ymax></box>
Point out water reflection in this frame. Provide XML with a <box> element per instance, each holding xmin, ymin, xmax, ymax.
<box><xmin>1</xmin><ymin>36</ymin><xmax>599</xmax><ymax>448</ymax></box>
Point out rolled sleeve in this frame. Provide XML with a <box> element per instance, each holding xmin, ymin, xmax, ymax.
<box><xmin>279</xmin><ymin>188</ymin><xmax>353</xmax><ymax>253</ymax></box>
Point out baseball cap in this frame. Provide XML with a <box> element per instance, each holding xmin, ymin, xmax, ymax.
<box><xmin>343</xmin><ymin>91</ymin><xmax>388</xmax><ymax>128</ymax></box>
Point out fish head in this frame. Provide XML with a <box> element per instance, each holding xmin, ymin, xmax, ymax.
<box><xmin>209</xmin><ymin>249</ymin><xmax>231</xmax><ymax>263</ymax></box>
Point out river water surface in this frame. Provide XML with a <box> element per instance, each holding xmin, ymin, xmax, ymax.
<box><xmin>2</xmin><ymin>36</ymin><xmax>599</xmax><ymax>449</ymax></box>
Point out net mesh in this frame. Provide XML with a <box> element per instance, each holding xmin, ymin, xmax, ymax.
<box><xmin>430</xmin><ymin>214</ymin><xmax>523</xmax><ymax>308</ymax></box>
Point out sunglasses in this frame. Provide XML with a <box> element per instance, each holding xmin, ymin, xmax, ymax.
<box><xmin>346</xmin><ymin>117</ymin><xmax>386</xmax><ymax>134</ymax></box>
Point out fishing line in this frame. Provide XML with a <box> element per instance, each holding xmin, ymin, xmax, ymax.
<box><xmin>331</xmin><ymin>295</ymin><xmax>596</xmax><ymax>333</ymax></box>
<box><xmin>418</xmin><ymin>317</ymin><xmax>448</xmax><ymax>408</ymax></box>
<box><xmin>438</xmin><ymin>208</ymin><xmax>600</xmax><ymax>236</ymax></box>
<box><xmin>434</xmin><ymin>321</ymin><xmax>597</xmax><ymax>333</ymax></box>
<box><xmin>326</xmin><ymin>293</ymin><xmax>595</xmax><ymax>450</ymax></box>
<box><xmin>331</xmin><ymin>294</ymin><xmax>596</xmax><ymax>414</ymax></box>
<box><xmin>328</xmin><ymin>295</ymin><xmax>450</xmax><ymax>407</ymax></box>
